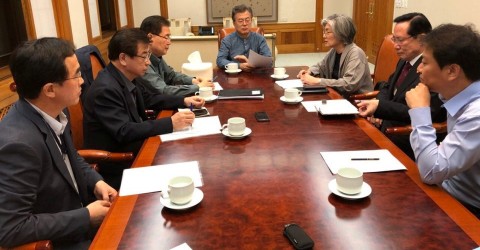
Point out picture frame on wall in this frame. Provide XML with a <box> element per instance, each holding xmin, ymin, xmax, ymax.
<box><xmin>206</xmin><ymin>0</ymin><xmax>278</xmax><ymax>24</ymax></box>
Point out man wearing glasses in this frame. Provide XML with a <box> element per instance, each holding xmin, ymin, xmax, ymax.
<box><xmin>357</xmin><ymin>13</ymin><xmax>446</xmax><ymax>159</ymax></box>
<box><xmin>216</xmin><ymin>4</ymin><xmax>272</xmax><ymax>72</ymax></box>
<box><xmin>82</xmin><ymin>28</ymin><xmax>204</xmax><ymax>189</ymax></box>
<box><xmin>140</xmin><ymin>15</ymin><xmax>214</xmax><ymax>96</ymax></box>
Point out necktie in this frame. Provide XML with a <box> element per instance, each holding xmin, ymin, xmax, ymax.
<box><xmin>395</xmin><ymin>62</ymin><xmax>412</xmax><ymax>87</ymax></box>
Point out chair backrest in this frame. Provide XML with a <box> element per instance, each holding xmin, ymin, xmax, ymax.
<box><xmin>218</xmin><ymin>27</ymin><xmax>264</xmax><ymax>49</ymax></box>
<box><xmin>373</xmin><ymin>34</ymin><xmax>399</xmax><ymax>85</ymax></box>
<box><xmin>68</xmin><ymin>50</ymin><xmax>106</xmax><ymax>150</ymax></box>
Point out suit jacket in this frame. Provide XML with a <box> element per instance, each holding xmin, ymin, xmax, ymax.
<box><xmin>83</xmin><ymin>63</ymin><xmax>185</xmax><ymax>160</ymax></box>
<box><xmin>0</xmin><ymin>99</ymin><xmax>102</xmax><ymax>248</ymax></box>
<box><xmin>309</xmin><ymin>43</ymin><xmax>373</xmax><ymax>97</ymax></box>
<box><xmin>74</xmin><ymin>45</ymin><xmax>106</xmax><ymax>104</ymax></box>
<box><xmin>374</xmin><ymin>58</ymin><xmax>446</xmax><ymax>158</ymax></box>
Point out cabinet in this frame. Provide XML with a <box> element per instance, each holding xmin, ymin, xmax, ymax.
<box><xmin>354</xmin><ymin>0</ymin><xmax>394</xmax><ymax>64</ymax></box>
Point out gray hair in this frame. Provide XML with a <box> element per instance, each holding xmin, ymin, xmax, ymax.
<box><xmin>321</xmin><ymin>14</ymin><xmax>356</xmax><ymax>45</ymax></box>
<box><xmin>231</xmin><ymin>4</ymin><xmax>253</xmax><ymax>20</ymax></box>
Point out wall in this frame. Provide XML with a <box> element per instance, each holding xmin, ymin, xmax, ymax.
<box><xmin>30</xmin><ymin>0</ymin><xmax>57</xmax><ymax>38</ymax></box>
<box><xmin>132</xmin><ymin>0</ymin><xmax>161</xmax><ymax>27</ymax></box>
<box><xmin>394</xmin><ymin>0</ymin><xmax>480</xmax><ymax>28</ymax></box>
<box><xmin>68</xmin><ymin>0</ymin><xmax>89</xmax><ymax>47</ymax></box>
<box><xmin>323</xmin><ymin>0</ymin><xmax>353</xmax><ymax>18</ymax></box>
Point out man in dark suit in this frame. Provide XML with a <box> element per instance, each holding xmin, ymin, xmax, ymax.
<box><xmin>0</xmin><ymin>38</ymin><xmax>117</xmax><ymax>249</ymax></box>
<box><xmin>357</xmin><ymin>13</ymin><xmax>446</xmax><ymax>159</ymax></box>
<box><xmin>83</xmin><ymin>28</ymin><xmax>204</xmax><ymax>189</ymax></box>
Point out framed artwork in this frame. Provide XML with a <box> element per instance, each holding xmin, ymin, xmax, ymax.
<box><xmin>206</xmin><ymin>0</ymin><xmax>278</xmax><ymax>24</ymax></box>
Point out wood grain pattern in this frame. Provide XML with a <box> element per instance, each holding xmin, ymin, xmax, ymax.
<box><xmin>91</xmin><ymin>67</ymin><xmax>479</xmax><ymax>249</ymax></box>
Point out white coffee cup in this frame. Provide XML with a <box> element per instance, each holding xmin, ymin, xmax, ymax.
<box><xmin>284</xmin><ymin>88</ymin><xmax>302</xmax><ymax>101</ymax></box>
<box><xmin>335</xmin><ymin>167</ymin><xmax>363</xmax><ymax>195</ymax></box>
<box><xmin>225</xmin><ymin>63</ymin><xmax>238</xmax><ymax>71</ymax></box>
<box><xmin>166</xmin><ymin>176</ymin><xmax>194</xmax><ymax>205</ymax></box>
<box><xmin>274</xmin><ymin>67</ymin><xmax>286</xmax><ymax>76</ymax></box>
<box><xmin>221</xmin><ymin>117</ymin><xmax>246</xmax><ymax>136</ymax></box>
<box><xmin>195</xmin><ymin>86</ymin><xmax>213</xmax><ymax>98</ymax></box>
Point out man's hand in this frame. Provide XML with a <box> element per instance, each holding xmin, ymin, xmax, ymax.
<box><xmin>299</xmin><ymin>73</ymin><xmax>321</xmax><ymax>85</ymax></box>
<box><xmin>233</xmin><ymin>55</ymin><xmax>254</xmax><ymax>72</ymax></box>
<box><xmin>406</xmin><ymin>83</ymin><xmax>431</xmax><ymax>108</ymax></box>
<box><xmin>357</xmin><ymin>100</ymin><xmax>379</xmax><ymax>117</ymax></box>
<box><xmin>296</xmin><ymin>69</ymin><xmax>311</xmax><ymax>78</ymax></box>
<box><xmin>184</xmin><ymin>96</ymin><xmax>205</xmax><ymax>108</ymax></box>
<box><xmin>171</xmin><ymin>111</ymin><xmax>195</xmax><ymax>131</ymax></box>
<box><xmin>94</xmin><ymin>180</ymin><xmax>117</xmax><ymax>202</ymax></box>
<box><xmin>194</xmin><ymin>78</ymin><xmax>214</xmax><ymax>88</ymax></box>
<box><xmin>86</xmin><ymin>200</ymin><xmax>111</xmax><ymax>227</ymax></box>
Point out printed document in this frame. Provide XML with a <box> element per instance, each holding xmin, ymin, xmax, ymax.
<box><xmin>160</xmin><ymin>115</ymin><xmax>221</xmax><ymax>142</ymax></box>
<box><xmin>248</xmin><ymin>49</ymin><xmax>273</xmax><ymax>67</ymax></box>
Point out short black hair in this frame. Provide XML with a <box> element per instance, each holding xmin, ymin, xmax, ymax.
<box><xmin>108</xmin><ymin>28</ymin><xmax>150</xmax><ymax>61</ymax></box>
<box><xmin>424</xmin><ymin>23</ymin><xmax>480</xmax><ymax>82</ymax></box>
<box><xmin>9</xmin><ymin>37</ymin><xmax>75</xmax><ymax>99</ymax></box>
<box><xmin>231</xmin><ymin>4</ymin><xmax>253</xmax><ymax>20</ymax></box>
<box><xmin>394</xmin><ymin>12</ymin><xmax>432</xmax><ymax>37</ymax></box>
<box><xmin>140</xmin><ymin>15</ymin><xmax>170</xmax><ymax>35</ymax></box>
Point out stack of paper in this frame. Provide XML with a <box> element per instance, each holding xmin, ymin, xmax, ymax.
<box><xmin>301</xmin><ymin>99</ymin><xmax>358</xmax><ymax>114</ymax></box>
<box><xmin>119</xmin><ymin>161</ymin><xmax>203</xmax><ymax>196</ymax></box>
<box><xmin>160</xmin><ymin>116</ymin><xmax>221</xmax><ymax>142</ymax></box>
<box><xmin>248</xmin><ymin>49</ymin><xmax>273</xmax><ymax>67</ymax></box>
<box><xmin>320</xmin><ymin>149</ymin><xmax>407</xmax><ymax>174</ymax></box>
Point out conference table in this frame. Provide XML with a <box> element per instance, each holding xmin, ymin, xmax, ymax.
<box><xmin>91</xmin><ymin>67</ymin><xmax>479</xmax><ymax>249</ymax></box>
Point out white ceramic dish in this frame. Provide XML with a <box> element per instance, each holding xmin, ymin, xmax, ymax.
<box><xmin>221</xmin><ymin>127</ymin><xmax>252</xmax><ymax>139</ymax></box>
<box><xmin>271</xmin><ymin>74</ymin><xmax>289</xmax><ymax>80</ymax></box>
<box><xmin>225</xmin><ymin>69</ymin><xmax>242</xmax><ymax>74</ymax></box>
<box><xmin>160</xmin><ymin>188</ymin><xmax>204</xmax><ymax>210</ymax></box>
<box><xmin>328</xmin><ymin>179</ymin><xmax>372</xmax><ymax>200</ymax></box>
<box><xmin>280</xmin><ymin>96</ymin><xmax>303</xmax><ymax>104</ymax></box>
<box><xmin>204</xmin><ymin>95</ymin><xmax>218</xmax><ymax>103</ymax></box>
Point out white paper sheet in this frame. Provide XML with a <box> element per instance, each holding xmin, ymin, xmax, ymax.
<box><xmin>320</xmin><ymin>149</ymin><xmax>407</xmax><ymax>174</ymax></box>
<box><xmin>170</xmin><ymin>243</ymin><xmax>192</xmax><ymax>250</ymax></box>
<box><xmin>275</xmin><ymin>79</ymin><xmax>304</xmax><ymax>89</ymax></box>
<box><xmin>187</xmin><ymin>51</ymin><xmax>202</xmax><ymax>64</ymax></box>
<box><xmin>119</xmin><ymin>161</ymin><xmax>203</xmax><ymax>196</ymax></box>
<box><xmin>160</xmin><ymin>116</ymin><xmax>221</xmax><ymax>142</ymax></box>
<box><xmin>248</xmin><ymin>49</ymin><xmax>273</xmax><ymax>67</ymax></box>
<box><xmin>301</xmin><ymin>99</ymin><xmax>359</xmax><ymax>115</ymax></box>
<box><xmin>213</xmin><ymin>81</ymin><xmax>223</xmax><ymax>91</ymax></box>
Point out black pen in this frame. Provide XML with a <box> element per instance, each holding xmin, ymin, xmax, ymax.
<box><xmin>211</xmin><ymin>75</ymin><xmax>218</xmax><ymax>82</ymax></box>
<box><xmin>351</xmin><ymin>158</ymin><xmax>380</xmax><ymax>161</ymax></box>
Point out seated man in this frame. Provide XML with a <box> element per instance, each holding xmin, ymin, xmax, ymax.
<box><xmin>406</xmin><ymin>23</ymin><xmax>480</xmax><ymax>218</ymax></box>
<box><xmin>83</xmin><ymin>28</ymin><xmax>204</xmax><ymax>189</ymax></box>
<box><xmin>140</xmin><ymin>15</ymin><xmax>214</xmax><ymax>96</ymax></box>
<box><xmin>357</xmin><ymin>13</ymin><xmax>446</xmax><ymax>159</ymax></box>
<box><xmin>0</xmin><ymin>38</ymin><xmax>116</xmax><ymax>249</ymax></box>
<box><xmin>216</xmin><ymin>4</ymin><xmax>272</xmax><ymax>72</ymax></box>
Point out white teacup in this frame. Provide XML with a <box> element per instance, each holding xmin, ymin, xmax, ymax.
<box><xmin>274</xmin><ymin>67</ymin><xmax>286</xmax><ymax>76</ymax></box>
<box><xmin>225</xmin><ymin>63</ymin><xmax>238</xmax><ymax>71</ymax></box>
<box><xmin>336</xmin><ymin>167</ymin><xmax>363</xmax><ymax>195</ymax></box>
<box><xmin>166</xmin><ymin>176</ymin><xmax>194</xmax><ymax>205</ymax></box>
<box><xmin>221</xmin><ymin>117</ymin><xmax>246</xmax><ymax>136</ymax></box>
<box><xmin>284</xmin><ymin>88</ymin><xmax>302</xmax><ymax>101</ymax></box>
<box><xmin>195</xmin><ymin>87</ymin><xmax>213</xmax><ymax>99</ymax></box>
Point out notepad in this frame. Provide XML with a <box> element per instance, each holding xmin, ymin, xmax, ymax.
<box><xmin>218</xmin><ymin>89</ymin><xmax>264</xmax><ymax>99</ymax></box>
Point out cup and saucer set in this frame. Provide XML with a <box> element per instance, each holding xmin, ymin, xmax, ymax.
<box><xmin>271</xmin><ymin>67</ymin><xmax>289</xmax><ymax>80</ymax></box>
<box><xmin>221</xmin><ymin>117</ymin><xmax>252</xmax><ymax>139</ymax></box>
<box><xmin>195</xmin><ymin>87</ymin><xmax>218</xmax><ymax>103</ymax></box>
<box><xmin>225</xmin><ymin>63</ymin><xmax>242</xmax><ymax>74</ymax></box>
<box><xmin>328</xmin><ymin>167</ymin><xmax>372</xmax><ymax>200</ymax></box>
<box><xmin>160</xmin><ymin>176</ymin><xmax>204</xmax><ymax>210</ymax></box>
<box><xmin>280</xmin><ymin>88</ymin><xmax>303</xmax><ymax>104</ymax></box>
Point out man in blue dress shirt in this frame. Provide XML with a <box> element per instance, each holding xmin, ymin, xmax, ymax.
<box><xmin>406</xmin><ymin>24</ymin><xmax>480</xmax><ymax>218</ymax></box>
<box><xmin>216</xmin><ymin>4</ymin><xmax>272</xmax><ymax>71</ymax></box>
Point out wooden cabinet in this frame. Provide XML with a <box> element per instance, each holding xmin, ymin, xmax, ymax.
<box><xmin>354</xmin><ymin>0</ymin><xmax>394</xmax><ymax>64</ymax></box>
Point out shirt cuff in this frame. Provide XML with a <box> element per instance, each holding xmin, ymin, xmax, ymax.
<box><xmin>409</xmin><ymin>107</ymin><xmax>432</xmax><ymax>127</ymax></box>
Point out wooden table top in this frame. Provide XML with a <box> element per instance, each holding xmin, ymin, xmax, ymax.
<box><xmin>91</xmin><ymin>67</ymin><xmax>479</xmax><ymax>250</ymax></box>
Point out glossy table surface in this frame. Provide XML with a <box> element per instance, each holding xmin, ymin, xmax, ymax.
<box><xmin>91</xmin><ymin>67</ymin><xmax>479</xmax><ymax>250</ymax></box>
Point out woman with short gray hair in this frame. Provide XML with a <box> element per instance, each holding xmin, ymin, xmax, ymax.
<box><xmin>297</xmin><ymin>14</ymin><xmax>372</xmax><ymax>97</ymax></box>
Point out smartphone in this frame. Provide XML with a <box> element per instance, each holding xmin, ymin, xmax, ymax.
<box><xmin>255</xmin><ymin>111</ymin><xmax>270</xmax><ymax>122</ymax></box>
<box><xmin>192</xmin><ymin>108</ymin><xmax>209</xmax><ymax>117</ymax></box>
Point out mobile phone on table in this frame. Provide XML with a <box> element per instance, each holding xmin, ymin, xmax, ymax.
<box><xmin>192</xmin><ymin>108</ymin><xmax>209</xmax><ymax>117</ymax></box>
<box><xmin>255</xmin><ymin>111</ymin><xmax>270</xmax><ymax>122</ymax></box>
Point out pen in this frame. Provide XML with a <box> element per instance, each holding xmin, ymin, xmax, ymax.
<box><xmin>351</xmin><ymin>158</ymin><xmax>380</xmax><ymax>161</ymax></box>
<box><xmin>211</xmin><ymin>75</ymin><xmax>218</xmax><ymax>82</ymax></box>
<box><xmin>189</xmin><ymin>103</ymin><xmax>193</xmax><ymax>111</ymax></box>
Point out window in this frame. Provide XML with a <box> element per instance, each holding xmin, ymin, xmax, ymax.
<box><xmin>98</xmin><ymin>0</ymin><xmax>117</xmax><ymax>36</ymax></box>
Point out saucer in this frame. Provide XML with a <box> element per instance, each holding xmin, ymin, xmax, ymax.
<box><xmin>225</xmin><ymin>69</ymin><xmax>242</xmax><ymax>74</ymax></box>
<box><xmin>204</xmin><ymin>95</ymin><xmax>218</xmax><ymax>103</ymax></box>
<box><xmin>271</xmin><ymin>74</ymin><xmax>289</xmax><ymax>80</ymax></box>
<box><xmin>160</xmin><ymin>188</ymin><xmax>204</xmax><ymax>210</ymax></box>
<box><xmin>221</xmin><ymin>127</ymin><xmax>252</xmax><ymax>139</ymax></box>
<box><xmin>280</xmin><ymin>96</ymin><xmax>303</xmax><ymax>104</ymax></box>
<box><xmin>328</xmin><ymin>179</ymin><xmax>372</xmax><ymax>200</ymax></box>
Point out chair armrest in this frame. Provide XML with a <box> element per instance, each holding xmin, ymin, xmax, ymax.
<box><xmin>78</xmin><ymin>149</ymin><xmax>134</xmax><ymax>163</ymax></box>
<box><xmin>385</xmin><ymin>122</ymin><xmax>448</xmax><ymax>135</ymax></box>
<box><xmin>1</xmin><ymin>240</ymin><xmax>52</xmax><ymax>250</ymax></box>
<box><xmin>349</xmin><ymin>90</ymin><xmax>379</xmax><ymax>101</ymax></box>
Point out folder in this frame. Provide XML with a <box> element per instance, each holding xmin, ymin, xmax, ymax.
<box><xmin>218</xmin><ymin>89</ymin><xmax>264</xmax><ymax>99</ymax></box>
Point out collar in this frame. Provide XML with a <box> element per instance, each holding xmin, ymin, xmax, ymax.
<box><xmin>149</xmin><ymin>54</ymin><xmax>162</xmax><ymax>67</ymax></box>
<box><xmin>27</xmin><ymin>101</ymin><xmax>68</xmax><ymax>135</ymax></box>
<box><xmin>408</xmin><ymin>54</ymin><xmax>422</xmax><ymax>66</ymax></box>
<box><xmin>443</xmin><ymin>80</ymin><xmax>480</xmax><ymax>117</ymax></box>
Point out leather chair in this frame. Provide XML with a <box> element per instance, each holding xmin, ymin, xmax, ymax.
<box><xmin>217</xmin><ymin>27</ymin><xmax>264</xmax><ymax>49</ymax></box>
<box><xmin>0</xmin><ymin>240</ymin><xmax>52</xmax><ymax>250</ymax></box>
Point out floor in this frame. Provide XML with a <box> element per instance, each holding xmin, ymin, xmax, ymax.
<box><xmin>275</xmin><ymin>52</ymin><xmax>375</xmax><ymax>73</ymax></box>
